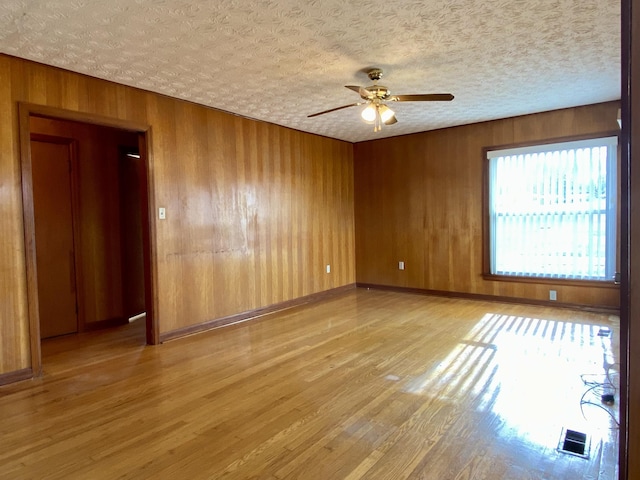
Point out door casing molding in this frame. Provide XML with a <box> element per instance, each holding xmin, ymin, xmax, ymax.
<box><xmin>18</xmin><ymin>103</ymin><xmax>159</xmax><ymax>376</ymax></box>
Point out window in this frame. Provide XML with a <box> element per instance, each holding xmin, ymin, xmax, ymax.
<box><xmin>486</xmin><ymin>136</ymin><xmax>618</xmax><ymax>281</ymax></box>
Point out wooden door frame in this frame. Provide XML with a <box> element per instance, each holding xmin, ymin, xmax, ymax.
<box><xmin>18</xmin><ymin>103</ymin><xmax>159</xmax><ymax>376</ymax></box>
<box><xmin>620</xmin><ymin>0</ymin><xmax>633</xmax><ymax>477</ymax></box>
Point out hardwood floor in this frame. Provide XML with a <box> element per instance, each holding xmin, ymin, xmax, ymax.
<box><xmin>0</xmin><ymin>289</ymin><xmax>619</xmax><ymax>479</ymax></box>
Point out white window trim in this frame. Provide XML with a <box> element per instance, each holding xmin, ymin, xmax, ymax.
<box><xmin>486</xmin><ymin>136</ymin><xmax>618</xmax><ymax>282</ymax></box>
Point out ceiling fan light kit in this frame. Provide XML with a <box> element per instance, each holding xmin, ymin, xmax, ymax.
<box><xmin>361</xmin><ymin>103</ymin><xmax>396</xmax><ymax>132</ymax></box>
<box><xmin>308</xmin><ymin>68</ymin><xmax>454</xmax><ymax>132</ymax></box>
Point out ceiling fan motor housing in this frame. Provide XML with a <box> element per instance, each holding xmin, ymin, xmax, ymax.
<box><xmin>364</xmin><ymin>69</ymin><xmax>391</xmax><ymax>99</ymax></box>
<box><xmin>363</xmin><ymin>85</ymin><xmax>392</xmax><ymax>100</ymax></box>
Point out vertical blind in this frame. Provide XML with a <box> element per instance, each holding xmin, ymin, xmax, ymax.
<box><xmin>487</xmin><ymin>136</ymin><xmax>618</xmax><ymax>280</ymax></box>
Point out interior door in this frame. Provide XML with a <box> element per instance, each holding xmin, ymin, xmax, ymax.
<box><xmin>31</xmin><ymin>138</ymin><xmax>79</xmax><ymax>339</ymax></box>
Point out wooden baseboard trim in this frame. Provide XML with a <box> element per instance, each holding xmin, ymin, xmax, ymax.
<box><xmin>160</xmin><ymin>283</ymin><xmax>357</xmax><ymax>343</ymax></box>
<box><xmin>0</xmin><ymin>368</ymin><xmax>33</xmax><ymax>386</ymax></box>
<box><xmin>356</xmin><ymin>283</ymin><xmax>620</xmax><ymax>314</ymax></box>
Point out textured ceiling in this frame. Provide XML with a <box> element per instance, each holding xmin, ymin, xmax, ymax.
<box><xmin>0</xmin><ymin>0</ymin><xmax>620</xmax><ymax>143</ymax></box>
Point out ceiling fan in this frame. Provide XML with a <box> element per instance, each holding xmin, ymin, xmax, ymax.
<box><xmin>308</xmin><ymin>68</ymin><xmax>454</xmax><ymax>132</ymax></box>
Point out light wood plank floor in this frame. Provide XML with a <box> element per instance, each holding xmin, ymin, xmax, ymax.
<box><xmin>0</xmin><ymin>289</ymin><xmax>620</xmax><ymax>479</ymax></box>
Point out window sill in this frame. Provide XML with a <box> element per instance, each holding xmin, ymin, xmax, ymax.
<box><xmin>482</xmin><ymin>273</ymin><xmax>620</xmax><ymax>288</ymax></box>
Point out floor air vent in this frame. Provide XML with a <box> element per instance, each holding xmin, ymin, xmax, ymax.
<box><xmin>557</xmin><ymin>428</ymin><xmax>590</xmax><ymax>458</ymax></box>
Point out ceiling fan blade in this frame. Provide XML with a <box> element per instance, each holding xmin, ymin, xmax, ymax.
<box><xmin>391</xmin><ymin>93</ymin><xmax>454</xmax><ymax>102</ymax></box>
<box><xmin>307</xmin><ymin>102</ymin><xmax>362</xmax><ymax>118</ymax></box>
<box><xmin>345</xmin><ymin>85</ymin><xmax>373</xmax><ymax>99</ymax></box>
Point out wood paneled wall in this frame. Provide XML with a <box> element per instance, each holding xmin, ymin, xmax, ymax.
<box><xmin>354</xmin><ymin>102</ymin><xmax>620</xmax><ymax>308</ymax></box>
<box><xmin>0</xmin><ymin>54</ymin><xmax>355</xmax><ymax>377</ymax></box>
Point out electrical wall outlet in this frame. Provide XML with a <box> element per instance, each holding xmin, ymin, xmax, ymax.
<box><xmin>326</xmin><ymin>264</ymin><xmax>331</xmax><ymax>273</ymax></box>
<box><xmin>549</xmin><ymin>290</ymin><xmax>557</xmax><ymax>301</ymax></box>
<box><xmin>399</xmin><ymin>261</ymin><xmax>405</xmax><ymax>270</ymax></box>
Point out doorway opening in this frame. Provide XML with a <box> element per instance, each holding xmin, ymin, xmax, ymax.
<box><xmin>19</xmin><ymin>104</ymin><xmax>158</xmax><ymax>376</ymax></box>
